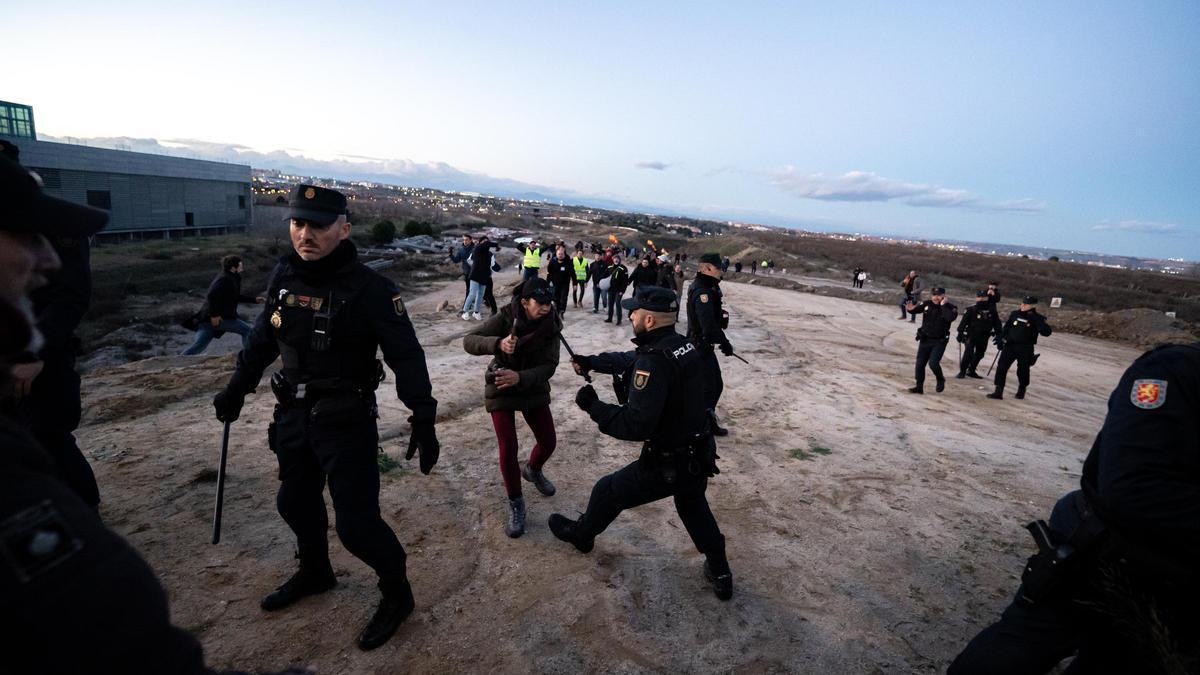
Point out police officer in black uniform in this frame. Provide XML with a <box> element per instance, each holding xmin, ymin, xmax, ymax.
<box><xmin>0</xmin><ymin>154</ymin><xmax>300</xmax><ymax>674</ymax></box>
<box><xmin>988</xmin><ymin>295</ymin><xmax>1052</xmax><ymax>400</ymax></box>
<box><xmin>212</xmin><ymin>184</ymin><xmax>442</xmax><ymax>651</ymax></box>
<box><xmin>950</xmin><ymin>343</ymin><xmax>1200</xmax><ymax>673</ymax></box>
<box><xmin>687</xmin><ymin>252</ymin><xmax>734</xmax><ymax>436</ymax></box>
<box><xmin>550</xmin><ymin>286</ymin><xmax>733</xmax><ymax>600</ymax></box>
<box><xmin>905</xmin><ymin>287</ymin><xmax>958</xmax><ymax>394</ymax></box>
<box><xmin>955</xmin><ymin>289</ymin><xmax>1002</xmax><ymax>380</ymax></box>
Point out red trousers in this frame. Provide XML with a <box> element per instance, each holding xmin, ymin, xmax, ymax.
<box><xmin>490</xmin><ymin>405</ymin><xmax>556</xmax><ymax>498</ymax></box>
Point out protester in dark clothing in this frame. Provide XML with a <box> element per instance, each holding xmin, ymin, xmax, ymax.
<box><xmin>734</xmin><ymin>261</ymin><xmax>742</xmax><ymax>275</ymax></box>
<box><xmin>658</xmin><ymin>262</ymin><xmax>681</xmax><ymax>299</ymax></box>
<box><xmin>989</xmin><ymin>296</ymin><xmax>1053</xmax><ymax>400</ymax></box>
<box><xmin>906</xmin><ymin>288</ymin><xmax>958</xmax><ymax>393</ymax></box>
<box><xmin>462</xmin><ymin>278</ymin><xmax>562</xmax><ymax>538</ymax></box>
<box><xmin>545</xmin><ymin>246</ymin><xmax>573</xmax><ymax>316</ymax></box>
<box><xmin>630</xmin><ymin>257</ymin><xmax>658</xmax><ymax>291</ymax></box>
<box><xmin>722</xmin><ymin>256</ymin><xmax>730</xmax><ymax>273</ymax></box>
<box><xmin>181</xmin><ymin>255</ymin><xmax>265</xmax><ymax>355</ymax></box>
<box><xmin>588</xmin><ymin>252</ymin><xmax>609</xmax><ymax>313</ymax></box>
<box><xmin>956</xmin><ymin>290</ymin><xmax>1003</xmax><ymax>379</ymax></box>
<box><xmin>986</xmin><ymin>282</ymin><xmax>1001</xmax><ymax>308</ymax></box>
<box><xmin>899</xmin><ymin>270</ymin><xmax>923</xmax><ymax>321</ymax></box>
<box><xmin>462</xmin><ymin>236</ymin><xmax>497</xmax><ymax>320</ymax></box>
<box><xmin>449</xmin><ymin>234</ymin><xmax>475</xmax><ymax>300</ymax></box>
<box><xmin>605</xmin><ymin>256</ymin><xmax>630</xmax><ymax>325</ymax></box>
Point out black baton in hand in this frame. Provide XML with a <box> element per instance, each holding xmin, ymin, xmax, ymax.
<box><xmin>557</xmin><ymin>334</ymin><xmax>593</xmax><ymax>383</ymax></box>
<box><xmin>986</xmin><ymin>350</ymin><xmax>1001</xmax><ymax>377</ymax></box>
<box><xmin>211</xmin><ymin>421</ymin><xmax>231</xmax><ymax>545</ymax></box>
<box><xmin>730</xmin><ymin>353</ymin><xmax>750</xmax><ymax>365</ymax></box>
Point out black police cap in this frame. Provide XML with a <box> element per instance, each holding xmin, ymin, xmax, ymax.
<box><xmin>0</xmin><ymin>155</ymin><xmax>108</xmax><ymax>237</ymax></box>
<box><xmin>699</xmin><ymin>252</ymin><xmax>722</xmax><ymax>266</ymax></box>
<box><xmin>931</xmin><ymin>286</ymin><xmax>946</xmax><ymax>295</ymax></box>
<box><xmin>1023</xmin><ymin>295</ymin><xmax>1039</xmax><ymax>305</ymax></box>
<box><xmin>286</xmin><ymin>184</ymin><xmax>348</xmax><ymax>227</ymax></box>
<box><xmin>620</xmin><ymin>285</ymin><xmax>679</xmax><ymax>313</ymax></box>
<box><xmin>976</xmin><ymin>289</ymin><xmax>988</xmax><ymax>297</ymax></box>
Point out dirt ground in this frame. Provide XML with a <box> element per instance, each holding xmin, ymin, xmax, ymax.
<box><xmin>75</xmin><ymin>268</ymin><xmax>1141</xmax><ymax>673</ymax></box>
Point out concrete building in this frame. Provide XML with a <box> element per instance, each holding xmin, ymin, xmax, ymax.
<box><xmin>1</xmin><ymin>100</ymin><xmax>252</xmax><ymax>241</ymax></box>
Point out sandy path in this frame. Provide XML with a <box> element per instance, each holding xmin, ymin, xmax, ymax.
<box><xmin>75</xmin><ymin>271</ymin><xmax>1139</xmax><ymax>673</ymax></box>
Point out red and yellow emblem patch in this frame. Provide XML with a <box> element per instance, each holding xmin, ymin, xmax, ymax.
<box><xmin>699</xmin><ymin>293</ymin><xmax>709</xmax><ymax>303</ymax></box>
<box><xmin>1130</xmin><ymin>379</ymin><xmax>1167</xmax><ymax>409</ymax></box>
<box><xmin>633</xmin><ymin>369</ymin><xmax>651</xmax><ymax>390</ymax></box>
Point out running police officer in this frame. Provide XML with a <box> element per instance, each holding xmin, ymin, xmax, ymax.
<box><xmin>687</xmin><ymin>252</ymin><xmax>734</xmax><ymax>436</ymax></box>
<box><xmin>955</xmin><ymin>289</ymin><xmax>1002</xmax><ymax>379</ymax></box>
<box><xmin>988</xmin><ymin>295</ymin><xmax>1052</xmax><ymax>400</ymax></box>
<box><xmin>905</xmin><ymin>287</ymin><xmax>958</xmax><ymax>394</ymax></box>
<box><xmin>950</xmin><ymin>343</ymin><xmax>1200</xmax><ymax>673</ymax></box>
<box><xmin>551</xmin><ymin>286</ymin><xmax>733</xmax><ymax>600</ymax></box>
<box><xmin>212</xmin><ymin>184</ymin><xmax>442</xmax><ymax>651</ymax></box>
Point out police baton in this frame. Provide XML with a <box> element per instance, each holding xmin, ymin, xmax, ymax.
<box><xmin>728</xmin><ymin>352</ymin><xmax>751</xmax><ymax>365</ymax></box>
<box><xmin>211</xmin><ymin>421</ymin><xmax>231</xmax><ymax>545</ymax></box>
<box><xmin>986</xmin><ymin>350</ymin><xmax>1001</xmax><ymax>377</ymax></box>
<box><xmin>558</xmin><ymin>333</ymin><xmax>593</xmax><ymax>384</ymax></box>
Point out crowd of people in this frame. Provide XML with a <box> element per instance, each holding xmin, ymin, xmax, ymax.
<box><xmin>2</xmin><ymin>147</ymin><xmax>1196</xmax><ymax>672</ymax></box>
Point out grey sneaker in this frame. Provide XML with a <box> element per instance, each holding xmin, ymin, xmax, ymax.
<box><xmin>505</xmin><ymin>497</ymin><xmax>526</xmax><ymax>538</ymax></box>
<box><xmin>521</xmin><ymin>462</ymin><xmax>557</xmax><ymax>496</ymax></box>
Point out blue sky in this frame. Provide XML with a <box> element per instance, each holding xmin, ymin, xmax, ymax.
<box><xmin>6</xmin><ymin>1</ymin><xmax>1198</xmax><ymax>259</ymax></box>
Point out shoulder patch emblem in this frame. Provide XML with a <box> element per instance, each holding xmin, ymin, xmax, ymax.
<box><xmin>1</xmin><ymin>500</ymin><xmax>84</xmax><ymax>584</ymax></box>
<box><xmin>1131</xmin><ymin>379</ymin><xmax>1167</xmax><ymax>409</ymax></box>
<box><xmin>699</xmin><ymin>293</ymin><xmax>709</xmax><ymax>303</ymax></box>
<box><xmin>633</xmin><ymin>369</ymin><xmax>651</xmax><ymax>390</ymax></box>
<box><xmin>392</xmin><ymin>294</ymin><xmax>406</xmax><ymax>316</ymax></box>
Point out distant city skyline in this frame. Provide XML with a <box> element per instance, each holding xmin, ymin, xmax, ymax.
<box><xmin>6</xmin><ymin>1</ymin><xmax>1197</xmax><ymax>259</ymax></box>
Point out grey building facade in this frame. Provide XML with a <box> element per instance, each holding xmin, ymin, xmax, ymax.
<box><xmin>2</xmin><ymin>130</ymin><xmax>252</xmax><ymax>241</ymax></box>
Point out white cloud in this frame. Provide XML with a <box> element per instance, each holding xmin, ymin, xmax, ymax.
<box><xmin>634</xmin><ymin>160</ymin><xmax>672</xmax><ymax>171</ymax></box>
<box><xmin>1092</xmin><ymin>219</ymin><xmax>1179</xmax><ymax>234</ymax></box>
<box><xmin>770</xmin><ymin>168</ymin><xmax>1043</xmax><ymax>213</ymax></box>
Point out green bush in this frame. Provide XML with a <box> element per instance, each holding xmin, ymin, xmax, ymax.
<box><xmin>403</xmin><ymin>220</ymin><xmax>434</xmax><ymax>237</ymax></box>
<box><xmin>372</xmin><ymin>220</ymin><xmax>397</xmax><ymax>244</ymax></box>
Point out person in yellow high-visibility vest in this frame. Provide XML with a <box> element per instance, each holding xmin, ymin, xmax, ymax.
<box><xmin>571</xmin><ymin>249</ymin><xmax>590</xmax><ymax>308</ymax></box>
<box><xmin>519</xmin><ymin>241</ymin><xmax>543</xmax><ymax>282</ymax></box>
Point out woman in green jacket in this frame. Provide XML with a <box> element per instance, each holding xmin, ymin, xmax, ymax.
<box><xmin>462</xmin><ymin>278</ymin><xmax>562</xmax><ymax>537</ymax></box>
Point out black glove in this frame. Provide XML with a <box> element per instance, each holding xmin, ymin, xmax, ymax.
<box><xmin>575</xmin><ymin>384</ymin><xmax>598</xmax><ymax>412</ymax></box>
<box><xmin>993</xmin><ymin>336</ymin><xmax>1005</xmax><ymax>349</ymax></box>
<box><xmin>213</xmin><ymin>389</ymin><xmax>245</xmax><ymax>422</ymax></box>
<box><xmin>405</xmin><ymin>416</ymin><xmax>440</xmax><ymax>475</ymax></box>
<box><xmin>719</xmin><ymin>341</ymin><xmax>734</xmax><ymax>357</ymax></box>
<box><xmin>956</xmin><ymin>333</ymin><xmax>966</xmax><ymax>344</ymax></box>
<box><xmin>571</xmin><ymin>354</ymin><xmax>594</xmax><ymax>375</ymax></box>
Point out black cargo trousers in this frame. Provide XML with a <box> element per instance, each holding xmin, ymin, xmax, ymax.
<box><xmin>578</xmin><ymin>451</ymin><xmax>728</xmax><ymax>572</ymax></box>
<box><xmin>269</xmin><ymin>391</ymin><xmax>407</xmax><ymax>589</ymax></box>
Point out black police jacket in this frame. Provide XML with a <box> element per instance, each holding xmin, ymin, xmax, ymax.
<box><xmin>687</xmin><ymin>274</ymin><xmax>727</xmax><ymax>348</ymax></box>
<box><xmin>910</xmin><ymin>300</ymin><xmax>958</xmax><ymax>341</ymax></box>
<box><xmin>583</xmin><ymin>325</ymin><xmax>708</xmax><ymax>448</ymax></box>
<box><xmin>229</xmin><ymin>241</ymin><xmax>437</xmax><ymax>422</ymax></box>
<box><xmin>1001</xmin><ymin>309</ymin><xmax>1051</xmax><ymax>346</ymax></box>
<box><xmin>957</xmin><ymin>302</ymin><xmax>1001</xmax><ymax>340</ymax></box>
<box><xmin>1081</xmin><ymin>343</ymin><xmax>1200</xmax><ymax>572</ymax></box>
<box><xmin>0</xmin><ymin>416</ymin><xmax>213</xmax><ymax>674</ymax></box>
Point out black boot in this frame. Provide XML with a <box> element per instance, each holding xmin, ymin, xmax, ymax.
<box><xmin>907</xmin><ymin>385</ymin><xmax>924</xmax><ymax>394</ymax></box>
<box><xmin>521</xmin><ymin>462</ymin><xmax>557</xmax><ymax>496</ymax></box>
<box><xmin>967</xmin><ymin>370</ymin><xmax>982</xmax><ymax>379</ymax></box>
<box><xmin>955</xmin><ymin>371</ymin><xmax>966</xmax><ymax>379</ymax></box>
<box><xmin>703</xmin><ymin>560</ymin><xmax>734</xmax><ymax>601</ymax></box>
<box><xmin>548</xmin><ymin>513</ymin><xmax>594</xmax><ymax>553</ymax></box>
<box><xmin>260</xmin><ymin>564</ymin><xmax>337</xmax><ymax>612</ymax></box>
<box><xmin>356</xmin><ymin>579</ymin><xmax>415</xmax><ymax>651</ymax></box>
<box><xmin>1015</xmin><ymin>387</ymin><xmax>1026</xmax><ymax>400</ymax></box>
<box><xmin>708</xmin><ymin>409</ymin><xmax>729</xmax><ymax>437</ymax></box>
<box><xmin>986</xmin><ymin>390</ymin><xmax>1003</xmax><ymax>400</ymax></box>
<box><xmin>935</xmin><ymin>379</ymin><xmax>946</xmax><ymax>393</ymax></box>
<box><xmin>505</xmin><ymin>496</ymin><xmax>526</xmax><ymax>538</ymax></box>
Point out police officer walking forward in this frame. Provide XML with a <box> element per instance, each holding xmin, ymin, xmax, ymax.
<box><xmin>212</xmin><ymin>184</ymin><xmax>442</xmax><ymax>651</ymax></box>
<box><xmin>955</xmin><ymin>289</ymin><xmax>1002</xmax><ymax>380</ymax></box>
<box><xmin>906</xmin><ymin>286</ymin><xmax>957</xmax><ymax>394</ymax></box>
<box><xmin>687</xmin><ymin>252</ymin><xmax>735</xmax><ymax>436</ymax></box>
<box><xmin>550</xmin><ymin>286</ymin><xmax>733</xmax><ymax>600</ymax></box>
<box><xmin>988</xmin><ymin>295</ymin><xmax>1052</xmax><ymax>400</ymax></box>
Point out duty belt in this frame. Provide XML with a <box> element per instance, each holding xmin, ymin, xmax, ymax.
<box><xmin>270</xmin><ymin>372</ymin><xmax>377</xmax><ymax>405</ymax></box>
